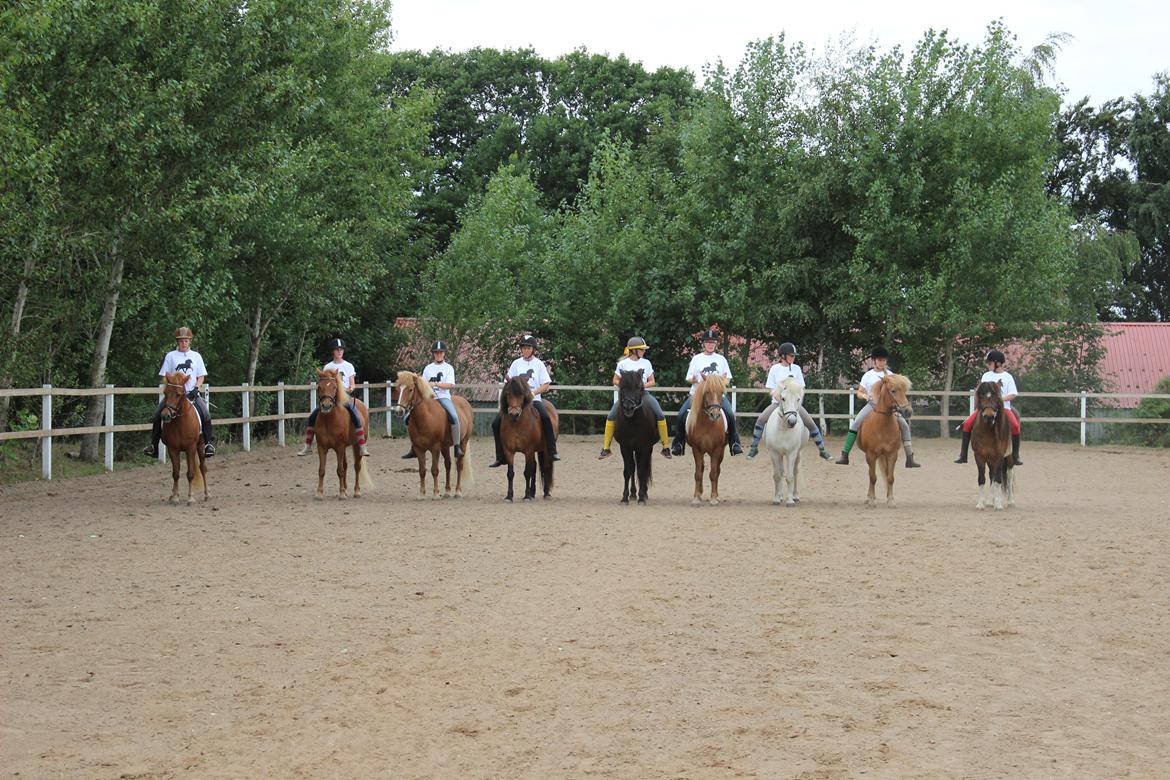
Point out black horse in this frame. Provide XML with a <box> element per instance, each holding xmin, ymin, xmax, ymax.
<box><xmin>613</xmin><ymin>370</ymin><xmax>658</xmax><ymax>504</ymax></box>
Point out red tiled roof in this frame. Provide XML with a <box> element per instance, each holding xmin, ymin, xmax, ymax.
<box><xmin>1098</xmin><ymin>323</ymin><xmax>1170</xmax><ymax>400</ymax></box>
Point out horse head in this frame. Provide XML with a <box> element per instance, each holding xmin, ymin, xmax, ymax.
<box><xmin>976</xmin><ymin>380</ymin><xmax>1002</xmax><ymax>426</ymax></box>
<box><xmin>618</xmin><ymin>370</ymin><xmax>645</xmax><ymax>418</ymax></box>
<box><xmin>161</xmin><ymin>372</ymin><xmax>190</xmax><ymax>422</ymax></box>
<box><xmin>502</xmin><ymin>376</ymin><xmax>532</xmax><ymax>420</ymax></box>
<box><xmin>316</xmin><ymin>368</ymin><xmax>343</xmax><ymax>413</ymax></box>
<box><xmin>392</xmin><ymin>371</ymin><xmax>432</xmax><ymax>416</ymax></box>
<box><xmin>877</xmin><ymin>374</ymin><xmax>913</xmax><ymax>418</ymax></box>
<box><xmin>698</xmin><ymin>374</ymin><xmax>728</xmax><ymax>421</ymax></box>
<box><xmin>772</xmin><ymin>378</ymin><xmax>805</xmax><ymax>428</ymax></box>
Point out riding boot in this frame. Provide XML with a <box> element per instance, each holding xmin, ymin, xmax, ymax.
<box><xmin>197</xmin><ymin>402</ymin><xmax>215</xmax><ymax>457</ymax></box>
<box><xmin>449</xmin><ymin>414</ymin><xmax>464</xmax><ymax>459</ymax></box>
<box><xmin>727</xmin><ymin>412</ymin><xmax>743</xmax><ymax>455</ymax></box>
<box><xmin>299</xmin><ymin>426</ymin><xmax>315</xmax><ymax>456</ymax></box>
<box><xmin>599</xmin><ymin>420</ymin><xmax>615</xmax><ymax>459</ymax></box>
<box><xmin>540</xmin><ymin>413</ymin><xmax>559</xmax><ymax>461</ymax></box>
<box><xmin>1012</xmin><ymin>434</ymin><xmax>1022</xmax><ymax>465</ymax></box>
<box><xmin>143</xmin><ymin>408</ymin><xmax>163</xmax><ymax>457</ymax></box>
<box><xmin>746</xmin><ymin>422</ymin><xmax>764</xmax><ymax>460</ymax></box>
<box><xmin>347</xmin><ymin>403</ymin><xmax>367</xmax><ymax>448</ymax></box>
<box><xmin>656</xmin><ymin>419</ymin><xmax>672</xmax><ymax>458</ymax></box>
<box><xmin>671</xmin><ymin>410</ymin><xmax>688</xmax><ymax>456</ymax></box>
<box><xmin>904</xmin><ymin>443</ymin><xmax>921</xmax><ymax>468</ymax></box>
<box><xmin>954</xmin><ymin>431</ymin><xmax>971</xmax><ymax>464</ymax></box>
<box><xmin>401</xmin><ymin>448</ymin><xmax>416</xmax><ymax>459</ymax></box>
<box><xmin>835</xmin><ymin>431</ymin><xmax>857</xmax><ymax>465</ymax></box>
<box><xmin>488</xmin><ymin>416</ymin><xmax>505</xmax><ymax>467</ymax></box>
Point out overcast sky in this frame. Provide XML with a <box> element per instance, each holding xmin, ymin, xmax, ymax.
<box><xmin>389</xmin><ymin>0</ymin><xmax>1167</xmax><ymax>106</ymax></box>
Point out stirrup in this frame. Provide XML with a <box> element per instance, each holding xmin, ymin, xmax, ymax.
<box><xmin>400</xmin><ymin>450</ymin><xmax>416</xmax><ymax>459</ymax></box>
<box><xmin>729</xmin><ymin>442</ymin><xmax>743</xmax><ymax>456</ymax></box>
<box><xmin>454</xmin><ymin>446</ymin><xmax>464</xmax><ymax>458</ymax></box>
<box><xmin>143</xmin><ymin>444</ymin><xmax>158</xmax><ymax>458</ymax></box>
<box><xmin>203</xmin><ymin>443</ymin><xmax>216</xmax><ymax>457</ymax></box>
<box><xmin>670</xmin><ymin>441</ymin><xmax>684</xmax><ymax>457</ymax></box>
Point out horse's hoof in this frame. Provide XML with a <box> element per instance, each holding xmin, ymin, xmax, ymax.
<box><xmin>792</xmin><ymin>497</ymin><xmax>800</xmax><ymax>503</ymax></box>
<box><xmin>621</xmin><ymin>498</ymin><xmax>629</xmax><ymax>505</ymax></box>
<box><xmin>454</xmin><ymin>491</ymin><xmax>463</xmax><ymax>499</ymax></box>
<box><xmin>168</xmin><ymin>496</ymin><xmax>180</xmax><ymax>505</ymax></box>
<box><xmin>523</xmin><ymin>496</ymin><xmax>534</xmax><ymax>502</ymax></box>
<box><xmin>886</xmin><ymin>500</ymin><xmax>896</xmax><ymax>509</ymax></box>
<box><xmin>637</xmin><ymin>498</ymin><xmax>647</xmax><ymax>505</ymax></box>
<box><xmin>691</xmin><ymin>498</ymin><xmax>701</xmax><ymax>506</ymax></box>
<box><xmin>865</xmin><ymin>499</ymin><xmax>876</xmax><ymax>508</ymax></box>
<box><xmin>186</xmin><ymin>497</ymin><xmax>195</xmax><ymax>506</ymax></box>
<box><xmin>432</xmin><ymin>493</ymin><xmax>442</xmax><ymax>501</ymax></box>
<box><xmin>772</xmin><ymin>498</ymin><xmax>782</xmax><ymax>505</ymax></box>
<box><xmin>786</xmin><ymin>500</ymin><xmax>795</xmax><ymax>508</ymax></box>
<box><xmin>338</xmin><ymin>494</ymin><xmax>348</xmax><ymax>501</ymax></box>
<box><xmin>710</xmin><ymin>498</ymin><xmax>720</xmax><ymax>506</ymax></box>
<box><xmin>314</xmin><ymin>493</ymin><xmax>324</xmax><ymax>501</ymax></box>
<box><xmin>504</xmin><ymin>498</ymin><xmax>513</xmax><ymax>503</ymax></box>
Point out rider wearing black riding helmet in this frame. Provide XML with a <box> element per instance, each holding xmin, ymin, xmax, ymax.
<box><xmin>488</xmin><ymin>334</ymin><xmax>559</xmax><ymax>467</ymax></box>
<box><xmin>746</xmin><ymin>341</ymin><xmax>833</xmax><ymax>461</ymax></box>
<box><xmin>834</xmin><ymin>346</ymin><xmax>921</xmax><ymax>468</ymax></box>
<box><xmin>954</xmin><ymin>348</ymin><xmax>1023</xmax><ymax>465</ymax></box>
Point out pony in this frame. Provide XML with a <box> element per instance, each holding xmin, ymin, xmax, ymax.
<box><xmin>312</xmin><ymin>368</ymin><xmax>372</xmax><ymax>500</ymax></box>
<box><xmin>970</xmin><ymin>380</ymin><xmax>1015</xmax><ymax>510</ymax></box>
<box><xmin>613</xmin><ymin>369</ymin><xmax>657</xmax><ymax>504</ymax></box>
<box><xmin>762</xmin><ymin>377</ymin><xmax>809</xmax><ymax>507</ymax></box>
<box><xmin>159</xmin><ymin>371</ymin><xmax>208</xmax><ymax>504</ymax></box>
<box><xmin>393</xmin><ymin>371</ymin><xmax>474</xmax><ymax>499</ymax></box>
<box><xmin>687</xmin><ymin>373</ymin><xmax>728</xmax><ymax>505</ymax></box>
<box><xmin>499</xmin><ymin>376</ymin><xmax>558</xmax><ymax>502</ymax></box>
<box><xmin>856</xmin><ymin>374</ymin><xmax>914</xmax><ymax>508</ymax></box>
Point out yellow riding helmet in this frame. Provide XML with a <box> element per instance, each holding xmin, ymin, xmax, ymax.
<box><xmin>623</xmin><ymin>336</ymin><xmax>650</xmax><ymax>356</ymax></box>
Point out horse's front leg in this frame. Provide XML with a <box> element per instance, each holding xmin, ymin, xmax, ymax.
<box><xmin>416</xmin><ymin>449</ymin><xmax>427</xmax><ymax>497</ymax></box>
<box><xmin>185</xmin><ymin>447</ymin><xmax>197</xmax><ymax>505</ymax></box>
<box><xmin>523</xmin><ymin>454</ymin><xmax>538</xmax><ymax>501</ymax></box>
<box><xmin>790</xmin><ymin>452</ymin><xmax>801</xmax><ymax>504</ymax></box>
<box><xmin>430</xmin><ymin>448</ymin><xmax>441</xmax><ymax>500</ymax></box>
<box><xmin>337</xmin><ymin>448</ymin><xmax>349</xmax><ymax>500</ymax></box>
<box><xmin>621</xmin><ymin>446</ymin><xmax>633</xmax><ymax>504</ymax></box>
<box><xmin>352</xmin><ymin>445</ymin><xmax>363</xmax><ymax>499</ymax></box>
<box><xmin>691</xmin><ymin>450</ymin><xmax>705</xmax><ymax>505</ymax></box>
<box><xmin>709</xmin><ymin>451</ymin><xmax>722</xmax><ymax>506</ymax></box>
<box><xmin>637</xmin><ymin>449</ymin><xmax>650</xmax><ymax>504</ymax></box>
<box><xmin>316</xmin><ymin>448</ymin><xmax>328</xmax><ymax>499</ymax></box>
<box><xmin>505</xmin><ymin>454</ymin><xmax>515</xmax><ymax>502</ymax></box>
<box><xmin>884</xmin><ymin>453</ymin><xmax>896</xmax><ymax>508</ymax></box>
<box><xmin>441</xmin><ymin>448</ymin><xmax>453</xmax><ymax>498</ymax></box>
<box><xmin>991</xmin><ymin>461</ymin><xmax>1005</xmax><ymax>511</ymax></box>
<box><xmin>169</xmin><ymin>448</ymin><xmax>181</xmax><ymax>504</ymax></box>
<box><xmin>771</xmin><ymin>453</ymin><xmax>785</xmax><ymax>505</ymax></box>
<box><xmin>198</xmin><ymin>451</ymin><xmax>209</xmax><ymax>502</ymax></box>
<box><xmin>866</xmin><ymin>453</ymin><xmax>878</xmax><ymax>508</ymax></box>
<box><xmin>976</xmin><ymin>459</ymin><xmax>987</xmax><ymax>509</ymax></box>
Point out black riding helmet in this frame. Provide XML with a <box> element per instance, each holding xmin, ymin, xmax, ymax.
<box><xmin>985</xmin><ymin>349</ymin><xmax>1006</xmax><ymax>364</ymax></box>
<box><xmin>327</xmin><ymin>337</ymin><xmax>345</xmax><ymax>350</ymax></box>
<box><xmin>431</xmin><ymin>340</ymin><xmax>448</xmax><ymax>353</ymax></box>
<box><xmin>519</xmin><ymin>334</ymin><xmax>538</xmax><ymax>349</ymax></box>
<box><xmin>871</xmin><ymin>346</ymin><xmax>889</xmax><ymax>359</ymax></box>
<box><xmin>700</xmin><ymin>328</ymin><xmax>719</xmax><ymax>342</ymax></box>
<box><xmin>778</xmin><ymin>342</ymin><xmax>797</xmax><ymax>357</ymax></box>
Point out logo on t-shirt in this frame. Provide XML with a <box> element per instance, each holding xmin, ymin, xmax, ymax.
<box><xmin>519</xmin><ymin>368</ymin><xmax>535</xmax><ymax>381</ymax></box>
<box><xmin>175</xmin><ymin>358</ymin><xmax>193</xmax><ymax>372</ymax></box>
<box><xmin>431</xmin><ymin>371</ymin><xmax>444</xmax><ymax>383</ymax></box>
<box><xmin>701</xmin><ymin>362</ymin><xmax>719</xmax><ymax>376</ymax></box>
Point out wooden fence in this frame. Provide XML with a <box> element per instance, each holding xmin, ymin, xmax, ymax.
<box><xmin>1</xmin><ymin>382</ymin><xmax>1168</xmax><ymax>480</ymax></box>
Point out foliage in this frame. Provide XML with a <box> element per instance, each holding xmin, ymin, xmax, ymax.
<box><xmin>1126</xmin><ymin>375</ymin><xmax>1170</xmax><ymax>447</ymax></box>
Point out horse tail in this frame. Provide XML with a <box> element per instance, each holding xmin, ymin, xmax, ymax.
<box><xmin>357</xmin><ymin>456</ymin><xmax>374</xmax><ymax>490</ymax></box>
<box><xmin>458</xmin><ymin>440</ymin><xmax>474</xmax><ymax>489</ymax></box>
<box><xmin>191</xmin><ymin>453</ymin><xmax>206</xmax><ymax>492</ymax></box>
<box><xmin>539</xmin><ymin>450</ymin><xmax>554</xmax><ymax>493</ymax></box>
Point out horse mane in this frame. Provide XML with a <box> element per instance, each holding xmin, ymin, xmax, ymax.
<box><xmin>167</xmin><ymin>371</ymin><xmax>189</xmax><ymax>388</ymax></box>
<box><xmin>500</xmin><ymin>375</ymin><xmax>532</xmax><ymax>414</ymax></box>
<box><xmin>770</xmin><ymin>377</ymin><xmax>803</xmax><ymax>403</ymax></box>
<box><xmin>319</xmin><ymin>368</ymin><xmax>351</xmax><ymax>405</ymax></box>
<box><xmin>976</xmin><ymin>379</ymin><xmax>1002</xmax><ymax>400</ymax></box>
<box><xmin>879</xmin><ymin>374</ymin><xmax>912</xmax><ymax>395</ymax></box>
<box><xmin>398</xmin><ymin>370</ymin><xmax>434</xmax><ymax>401</ymax></box>
<box><xmin>697</xmin><ymin>373</ymin><xmax>727</xmax><ymax>398</ymax></box>
<box><xmin>619</xmin><ymin>369</ymin><xmax>645</xmax><ymax>392</ymax></box>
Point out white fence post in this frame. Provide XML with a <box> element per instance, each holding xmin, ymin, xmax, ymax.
<box><xmin>385</xmin><ymin>380</ymin><xmax>393</xmax><ymax>437</ymax></box>
<box><xmin>362</xmin><ymin>384</ymin><xmax>370</xmax><ymax>423</ymax></box>
<box><xmin>818</xmin><ymin>393</ymin><xmax>827</xmax><ymax>435</ymax></box>
<box><xmin>277</xmin><ymin>381</ymin><xmax>286</xmax><ymax>447</ymax></box>
<box><xmin>969</xmin><ymin>393</ymin><xmax>976</xmax><ymax>415</ymax></box>
<box><xmin>157</xmin><ymin>387</ymin><xmax>167</xmax><ymax>464</ymax></box>
<box><xmin>104</xmin><ymin>384</ymin><xmax>114</xmax><ymax>472</ymax></box>
<box><xmin>731</xmin><ymin>386</ymin><xmax>738</xmax><ymax>414</ymax></box>
<box><xmin>241</xmin><ymin>382</ymin><xmax>251</xmax><ymax>452</ymax></box>
<box><xmin>1080</xmin><ymin>391</ymin><xmax>1088</xmax><ymax>447</ymax></box>
<box><xmin>848</xmin><ymin>392</ymin><xmax>855</xmax><ymax>424</ymax></box>
<box><xmin>41</xmin><ymin>384</ymin><xmax>52</xmax><ymax>481</ymax></box>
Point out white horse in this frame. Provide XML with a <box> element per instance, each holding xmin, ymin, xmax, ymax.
<box><xmin>763</xmin><ymin>378</ymin><xmax>810</xmax><ymax>507</ymax></box>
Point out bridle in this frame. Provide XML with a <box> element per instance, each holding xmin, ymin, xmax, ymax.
<box><xmin>874</xmin><ymin>380</ymin><xmax>909</xmax><ymax>417</ymax></box>
<box><xmin>776</xmin><ymin>386</ymin><xmax>801</xmax><ymax>426</ymax></box>
<box><xmin>318</xmin><ymin>377</ymin><xmax>339</xmax><ymax>412</ymax></box>
<box><xmin>620</xmin><ymin>381</ymin><xmax>644</xmax><ymax>417</ymax></box>
<box><xmin>978</xmin><ymin>388</ymin><xmax>1002</xmax><ymax>425</ymax></box>
<box><xmin>161</xmin><ymin>382</ymin><xmax>190</xmax><ymax>422</ymax></box>
<box><xmin>392</xmin><ymin>379</ymin><xmax>418</xmax><ymax>417</ymax></box>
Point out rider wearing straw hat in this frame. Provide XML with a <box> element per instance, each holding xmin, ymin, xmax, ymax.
<box><xmin>299</xmin><ymin>337</ymin><xmax>369</xmax><ymax>457</ymax></box>
<box><xmin>143</xmin><ymin>326</ymin><xmax>216</xmax><ymax>458</ymax></box>
<box><xmin>745</xmin><ymin>341</ymin><xmax>833</xmax><ymax>461</ymax></box>
<box><xmin>399</xmin><ymin>339</ymin><xmax>464</xmax><ymax>459</ymax></box>
<box><xmin>670</xmin><ymin>328</ymin><xmax>744</xmax><ymax>456</ymax></box>
<box><xmin>598</xmin><ymin>336</ymin><xmax>672</xmax><ymax>460</ymax></box>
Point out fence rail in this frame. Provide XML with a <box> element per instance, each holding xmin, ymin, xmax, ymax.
<box><xmin>2</xmin><ymin>382</ymin><xmax>1168</xmax><ymax>480</ymax></box>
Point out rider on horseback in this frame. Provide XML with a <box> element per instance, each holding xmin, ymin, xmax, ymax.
<box><xmin>598</xmin><ymin>336</ymin><xmax>672</xmax><ymax>460</ymax></box>
<box><xmin>297</xmin><ymin>338</ymin><xmax>369</xmax><ymax>457</ymax></box>
<box><xmin>143</xmin><ymin>326</ymin><xmax>215</xmax><ymax>458</ymax></box>
<box><xmin>670</xmin><ymin>329</ymin><xmax>744</xmax><ymax>456</ymax></box>
<box><xmin>745</xmin><ymin>342</ymin><xmax>833</xmax><ymax>461</ymax></box>
<box><xmin>834</xmin><ymin>346</ymin><xmax>921</xmax><ymax>468</ymax></box>
<box><xmin>399</xmin><ymin>340</ymin><xmax>464</xmax><ymax>459</ymax></box>
<box><xmin>954</xmin><ymin>349</ymin><xmax>1023</xmax><ymax>466</ymax></box>
<box><xmin>489</xmin><ymin>334</ymin><xmax>560</xmax><ymax>467</ymax></box>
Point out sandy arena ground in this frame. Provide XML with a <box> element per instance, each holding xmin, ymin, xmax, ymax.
<box><xmin>2</xmin><ymin>436</ymin><xmax>1169</xmax><ymax>778</ymax></box>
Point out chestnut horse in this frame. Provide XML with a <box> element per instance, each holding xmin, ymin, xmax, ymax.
<box><xmin>312</xmin><ymin>368</ymin><xmax>372</xmax><ymax>499</ymax></box>
<box><xmin>499</xmin><ymin>376</ymin><xmax>558</xmax><ymax>502</ymax></box>
<box><xmin>159</xmin><ymin>371</ymin><xmax>208</xmax><ymax>504</ymax></box>
<box><xmin>971</xmin><ymin>380</ymin><xmax>1015</xmax><ymax>510</ymax></box>
<box><xmin>687</xmin><ymin>374</ymin><xmax>728</xmax><ymax>505</ymax></box>
<box><xmin>856</xmin><ymin>374</ymin><xmax>914</xmax><ymax>507</ymax></box>
<box><xmin>393</xmin><ymin>371</ymin><xmax>474</xmax><ymax>499</ymax></box>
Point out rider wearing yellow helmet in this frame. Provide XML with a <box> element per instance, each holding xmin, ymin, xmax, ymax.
<box><xmin>598</xmin><ymin>336</ymin><xmax>672</xmax><ymax>460</ymax></box>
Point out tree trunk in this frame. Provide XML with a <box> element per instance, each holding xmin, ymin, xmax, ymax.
<box><xmin>246</xmin><ymin>305</ymin><xmax>263</xmax><ymax>386</ymax></box>
<box><xmin>941</xmin><ymin>337</ymin><xmax>956</xmax><ymax>439</ymax></box>
<box><xmin>0</xmin><ymin>256</ymin><xmax>35</xmax><ymax>431</ymax></box>
<box><xmin>79</xmin><ymin>246</ymin><xmax>125</xmax><ymax>462</ymax></box>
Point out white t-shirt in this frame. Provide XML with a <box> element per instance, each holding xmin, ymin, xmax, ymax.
<box><xmin>614</xmin><ymin>356</ymin><xmax>654</xmax><ymax>383</ymax></box>
<box><xmin>980</xmin><ymin>370</ymin><xmax>1019</xmax><ymax>410</ymax></box>
<box><xmin>686</xmin><ymin>352</ymin><xmax>732</xmax><ymax>396</ymax></box>
<box><xmin>507</xmin><ymin>357</ymin><xmax>552</xmax><ymax>401</ymax></box>
<box><xmin>422</xmin><ymin>361</ymin><xmax>455</xmax><ymax>399</ymax></box>
<box><xmin>766</xmin><ymin>362</ymin><xmax>806</xmax><ymax>390</ymax></box>
<box><xmin>860</xmin><ymin>367</ymin><xmax>892</xmax><ymax>398</ymax></box>
<box><xmin>159</xmin><ymin>349</ymin><xmax>207</xmax><ymax>393</ymax></box>
<box><xmin>322</xmin><ymin>359</ymin><xmax>357</xmax><ymax>391</ymax></box>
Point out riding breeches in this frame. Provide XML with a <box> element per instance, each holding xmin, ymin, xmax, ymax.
<box><xmin>306</xmin><ymin>402</ymin><xmax>364</xmax><ymax>432</ymax></box>
<box><xmin>962</xmin><ymin>408</ymin><xmax>1020</xmax><ymax>435</ymax></box>
<box><xmin>672</xmin><ymin>395</ymin><xmax>741</xmax><ymax>446</ymax></box>
<box><xmin>152</xmin><ymin>394</ymin><xmax>214</xmax><ymax>448</ymax></box>
<box><xmin>437</xmin><ymin>396</ymin><xmax>462</xmax><ymax>446</ymax></box>
<box><xmin>851</xmin><ymin>401</ymin><xmax>911</xmax><ymax>442</ymax></box>
<box><xmin>606</xmin><ymin>391</ymin><xmax>665</xmax><ymax>421</ymax></box>
<box><xmin>751</xmin><ymin>402</ymin><xmax>824</xmax><ymax>447</ymax></box>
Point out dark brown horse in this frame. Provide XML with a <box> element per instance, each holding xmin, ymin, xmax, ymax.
<box><xmin>971</xmin><ymin>380</ymin><xmax>1015</xmax><ymax>510</ymax></box>
<box><xmin>499</xmin><ymin>376</ymin><xmax>558</xmax><ymax>502</ymax></box>
<box><xmin>687</xmin><ymin>374</ymin><xmax>728</xmax><ymax>505</ymax></box>
<box><xmin>613</xmin><ymin>369</ymin><xmax>656</xmax><ymax>504</ymax></box>
<box><xmin>159</xmin><ymin>372</ymin><xmax>208</xmax><ymax>504</ymax></box>
<box><xmin>856</xmin><ymin>374</ymin><xmax>914</xmax><ymax>507</ymax></box>
<box><xmin>313</xmin><ymin>368</ymin><xmax>372</xmax><ymax>500</ymax></box>
<box><xmin>394</xmin><ymin>370</ymin><xmax>474</xmax><ymax>499</ymax></box>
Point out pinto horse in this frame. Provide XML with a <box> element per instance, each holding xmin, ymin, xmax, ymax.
<box><xmin>763</xmin><ymin>378</ymin><xmax>809</xmax><ymax>507</ymax></box>
<box><xmin>312</xmin><ymin>368</ymin><xmax>372</xmax><ymax>500</ymax></box>
<box><xmin>613</xmin><ymin>369</ymin><xmax>656</xmax><ymax>504</ymax></box>
<box><xmin>971</xmin><ymin>380</ymin><xmax>1015</xmax><ymax>510</ymax></box>
<box><xmin>687</xmin><ymin>374</ymin><xmax>728</xmax><ymax>505</ymax></box>
<box><xmin>394</xmin><ymin>371</ymin><xmax>474</xmax><ymax>499</ymax></box>
<box><xmin>856</xmin><ymin>374</ymin><xmax>914</xmax><ymax>507</ymax></box>
<box><xmin>159</xmin><ymin>372</ymin><xmax>208</xmax><ymax>504</ymax></box>
<box><xmin>499</xmin><ymin>376</ymin><xmax>558</xmax><ymax>502</ymax></box>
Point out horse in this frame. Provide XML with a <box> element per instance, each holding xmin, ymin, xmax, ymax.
<box><xmin>393</xmin><ymin>371</ymin><xmax>474</xmax><ymax>500</ymax></box>
<box><xmin>312</xmin><ymin>368</ymin><xmax>372</xmax><ymax>500</ymax></box>
<box><xmin>687</xmin><ymin>374</ymin><xmax>728</xmax><ymax>505</ymax></box>
<box><xmin>613</xmin><ymin>369</ymin><xmax>657</xmax><ymax>504</ymax></box>
<box><xmin>856</xmin><ymin>374</ymin><xmax>914</xmax><ymax>508</ymax></box>
<box><xmin>159</xmin><ymin>371</ymin><xmax>208</xmax><ymax>504</ymax></box>
<box><xmin>970</xmin><ymin>380</ymin><xmax>1015</xmax><ymax>510</ymax></box>
<box><xmin>762</xmin><ymin>377</ymin><xmax>809</xmax><ymax>507</ymax></box>
<box><xmin>499</xmin><ymin>376</ymin><xmax>558</xmax><ymax>502</ymax></box>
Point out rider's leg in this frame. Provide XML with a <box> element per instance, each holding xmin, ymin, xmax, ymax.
<box><xmin>1009</xmin><ymin>408</ymin><xmax>1022</xmax><ymax>464</ymax></box>
<box><xmin>798</xmin><ymin>406</ymin><xmax>833</xmax><ymax>460</ymax></box>
<box><xmin>600</xmin><ymin>401</ymin><xmax>618</xmax><ymax>459</ymax></box>
<box><xmin>299</xmin><ymin>408</ymin><xmax>319</xmax><ymax>456</ymax></box>
<box><xmin>488</xmin><ymin>414</ymin><xmax>504</xmax><ymax>467</ymax></box>
<box><xmin>747</xmin><ymin>401</ymin><xmax>779</xmax><ymax>459</ymax></box>
<box><xmin>346</xmin><ymin>401</ymin><xmax>369</xmax><ymax>456</ymax></box>
<box><xmin>438</xmin><ymin>397</ymin><xmax>464</xmax><ymax>458</ymax></box>
<box><xmin>191</xmin><ymin>393</ymin><xmax>216</xmax><ymax>456</ymax></box>
<box><xmin>719</xmin><ymin>396</ymin><xmax>743</xmax><ymax>455</ymax></box>
<box><xmin>671</xmin><ymin>397</ymin><xmax>692</xmax><ymax>455</ymax></box>
<box><xmin>835</xmin><ymin>402</ymin><xmax>871</xmax><ymax>464</ymax></box>
<box><xmin>644</xmin><ymin>392</ymin><xmax>671</xmax><ymax>455</ymax></box>
<box><xmin>143</xmin><ymin>400</ymin><xmax>165</xmax><ymax>457</ymax></box>
<box><xmin>898</xmin><ymin>413</ymin><xmax>920</xmax><ymax>467</ymax></box>
<box><xmin>533</xmin><ymin>400</ymin><xmax>558</xmax><ymax>460</ymax></box>
<box><xmin>954</xmin><ymin>413</ymin><xmax>976</xmax><ymax>463</ymax></box>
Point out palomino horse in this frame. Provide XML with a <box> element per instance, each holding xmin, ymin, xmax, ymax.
<box><xmin>856</xmin><ymin>374</ymin><xmax>914</xmax><ymax>507</ymax></box>
<box><xmin>613</xmin><ymin>369</ymin><xmax>657</xmax><ymax>504</ymax></box>
<box><xmin>312</xmin><ymin>368</ymin><xmax>372</xmax><ymax>499</ymax></box>
<box><xmin>763</xmin><ymin>377</ymin><xmax>809</xmax><ymax>507</ymax></box>
<box><xmin>159</xmin><ymin>371</ymin><xmax>208</xmax><ymax>504</ymax></box>
<box><xmin>687</xmin><ymin>374</ymin><xmax>728</xmax><ymax>505</ymax></box>
<box><xmin>393</xmin><ymin>371</ymin><xmax>474</xmax><ymax>499</ymax></box>
<box><xmin>971</xmin><ymin>380</ymin><xmax>1015</xmax><ymax>510</ymax></box>
<box><xmin>499</xmin><ymin>376</ymin><xmax>558</xmax><ymax>502</ymax></box>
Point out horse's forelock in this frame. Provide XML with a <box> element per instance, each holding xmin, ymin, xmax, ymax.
<box><xmin>772</xmin><ymin>377</ymin><xmax>803</xmax><ymax>403</ymax></box>
<box><xmin>502</xmin><ymin>376</ymin><xmax>531</xmax><ymax>410</ymax></box>
<box><xmin>700</xmin><ymin>373</ymin><xmax>727</xmax><ymax>399</ymax></box>
<box><xmin>619</xmin><ymin>370</ymin><xmax>644</xmax><ymax>391</ymax></box>
<box><xmin>885</xmin><ymin>374</ymin><xmax>912</xmax><ymax>394</ymax></box>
